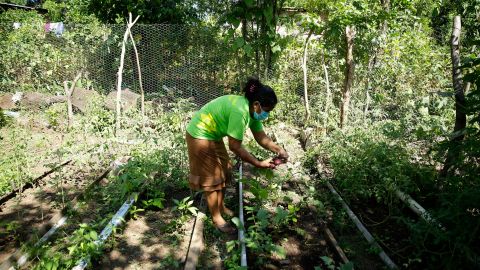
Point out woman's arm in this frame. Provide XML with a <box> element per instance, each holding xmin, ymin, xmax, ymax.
<box><xmin>228</xmin><ymin>136</ymin><xmax>275</xmax><ymax>168</ymax></box>
<box><xmin>252</xmin><ymin>130</ymin><xmax>289</xmax><ymax>159</ymax></box>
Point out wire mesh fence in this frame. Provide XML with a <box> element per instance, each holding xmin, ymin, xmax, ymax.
<box><xmin>0</xmin><ymin>23</ymin><xmax>245</xmax><ymax>110</ymax></box>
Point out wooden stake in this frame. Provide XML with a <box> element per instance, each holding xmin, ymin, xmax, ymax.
<box><xmin>115</xmin><ymin>13</ymin><xmax>140</xmax><ymax>136</ymax></box>
<box><xmin>302</xmin><ymin>29</ymin><xmax>313</xmax><ymax>122</ymax></box>
<box><xmin>127</xmin><ymin>24</ymin><xmax>145</xmax><ymax>125</ymax></box>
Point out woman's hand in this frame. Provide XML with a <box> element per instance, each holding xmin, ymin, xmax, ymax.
<box><xmin>256</xmin><ymin>158</ymin><xmax>276</xmax><ymax>169</ymax></box>
<box><xmin>277</xmin><ymin>148</ymin><xmax>289</xmax><ymax>161</ymax></box>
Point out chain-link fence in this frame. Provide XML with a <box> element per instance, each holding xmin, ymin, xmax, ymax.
<box><xmin>0</xmin><ymin>23</ymin><xmax>246</xmax><ymax>110</ymax></box>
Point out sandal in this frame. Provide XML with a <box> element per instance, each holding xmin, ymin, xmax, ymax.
<box><xmin>215</xmin><ymin>222</ymin><xmax>237</xmax><ymax>234</ymax></box>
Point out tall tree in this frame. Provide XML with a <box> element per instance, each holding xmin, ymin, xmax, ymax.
<box><xmin>441</xmin><ymin>15</ymin><xmax>466</xmax><ymax>177</ymax></box>
<box><xmin>340</xmin><ymin>25</ymin><xmax>355</xmax><ymax>129</ymax></box>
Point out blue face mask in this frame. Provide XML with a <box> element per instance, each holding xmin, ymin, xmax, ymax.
<box><xmin>253</xmin><ymin>108</ymin><xmax>269</xmax><ymax>121</ymax></box>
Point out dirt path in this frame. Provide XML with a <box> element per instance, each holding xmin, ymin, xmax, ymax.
<box><xmin>96</xmin><ymin>186</ymin><xmax>198</xmax><ymax>270</ymax></box>
<box><xmin>98</xmin><ymin>210</ymin><xmax>194</xmax><ymax>270</ymax></box>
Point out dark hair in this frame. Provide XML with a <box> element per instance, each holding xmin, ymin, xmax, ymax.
<box><xmin>243</xmin><ymin>77</ymin><xmax>278</xmax><ymax>108</ymax></box>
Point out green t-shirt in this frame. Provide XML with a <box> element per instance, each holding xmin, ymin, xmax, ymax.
<box><xmin>186</xmin><ymin>95</ymin><xmax>263</xmax><ymax>141</ymax></box>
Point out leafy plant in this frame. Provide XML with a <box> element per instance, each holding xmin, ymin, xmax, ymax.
<box><xmin>128</xmin><ymin>205</ymin><xmax>144</xmax><ymax>220</ymax></box>
<box><xmin>45</xmin><ymin>104</ymin><xmax>65</xmax><ymax>130</ymax></box>
<box><xmin>0</xmin><ymin>109</ymin><xmax>10</xmax><ymax>130</ymax></box>
<box><xmin>273</xmin><ymin>204</ymin><xmax>299</xmax><ymax>227</ymax></box>
<box><xmin>172</xmin><ymin>196</ymin><xmax>198</xmax><ymax>222</ymax></box>
<box><xmin>317</xmin><ymin>256</ymin><xmax>354</xmax><ymax>270</ymax></box>
<box><xmin>241</xmin><ymin>206</ymin><xmax>286</xmax><ymax>266</ymax></box>
<box><xmin>142</xmin><ymin>197</ymin><xmax>165</xmax><ymax>210</ymax></box>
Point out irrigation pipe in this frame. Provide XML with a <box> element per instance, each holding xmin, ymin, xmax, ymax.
<box><xmin>238</xmin><ymin>162</ymin><xmax>247</xmax><ymax>267</ymax></box>
<box><xmin>4</xmin><ymin>111</ymin><xmax>19</xmax><ymax>118</ymax></box>
<box><xmin>0</xmin><ymin>158</ymin><xmax>127</xmax><ymax>270</ymax></box>
<box><xmin>72</xmin><ymin>195</ymin><xmax>136</xmax><ymax>270</ymax></box>
<box><xmin>325</xmin><ymin>181</ymin><xmax>398</xmax><ymax>269</ymax></box>
<box><xmin>394</xmin><ymin>189</ymin><xmax>445</xmax><ymax>230</ymax></box>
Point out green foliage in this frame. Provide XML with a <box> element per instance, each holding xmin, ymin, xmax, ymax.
<box><xmin>314</xmin><ymin>123</ymin><xmax>436</xmax><ymax>203</ymax></box>
<box><xmin>32</xmin><ymin>223</ymin><xmax>103</xmax><ymax>269</ymax></box>
<box><xmin>0</xmin><ymin>128</ymin><xmax>31</xmax><ymax>196</ymax></box>
<box><xmin>87</xmin><ymin>0</ymin><xmax>203</xmax><ymax>24</ymax></box>
<box><xmin>416</xmin><ymin>45</ymin><xmax>480</xmax><ymax>269</ymax></box>
<box><xmin>273</xmin><ymin>204</ymin><xmax>299</xmax><ymax>226</ymax></box>
<box><xmin>0</xmin><ymin>9</ymin><xmax>108</xmax><ymax>93</ymax></box>
<box><xmin>172</xmin><ymin>196</ymin><xmax>198</xmax><ymax>221</ymax></box>
<box><xmin>45</xmin><ymin>103</ymin><xmax>66</xmax><ymax>130</ymax></box>
<box><xmin>158</xmin><ymin>254</ymin><xmax>181</xmax><ymax>268</ymax></box>
<box><xmin>242</xmin><ymin>206</ymin><xmax>286</xmax><ymax>265</ymax></box>
<box><xmin>0</xmin><ymin>220</ymin><xmax>19</xmax><ymax>241</ymax></box>
<box><xmin>78</xmin><ymin>95</ymin><xmax>114</xmax><ymax>135</ymax></box>
<box><xmin>221</xmin><ymin>0</ymin><xmax>282</xmax><ymax>76</ymax></box>
<box><xmin>430</xmin><ymin>0</ymin><xmax>480</xmax><ymax>45</ymax></box>
<box><xmin>0</xmin><ymin>108</ymin><xmax>10</xmax><ymax>130</ymax></box>
<box><xmin>142</xmin><ymin>195</ymin><xmax>165</xmax><ymax>210</ymax></box>
<box><xmin>318</xmin><ymin>256</ymin><xmax>354</xmax><ymax>270</ymax></box>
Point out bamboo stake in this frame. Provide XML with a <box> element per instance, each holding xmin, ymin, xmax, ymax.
<box><xmin>115</xmin><ymin>13</ymin><xmax>140</xmax><ymax>136</ymax></box>
<box><xmin>127</xmin><ymin>18</ymin><xmax>145</xmax><ymax>125</ymax></box>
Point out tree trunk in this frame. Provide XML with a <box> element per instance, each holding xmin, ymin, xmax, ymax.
<box><xmin>241</xmin><ymin>16</ymin><xmax>248</xmax><ymax>78</ymax></box>
<box><xmin>322</xmin><ymin>48</ymin><xmax>331</xmax><ymax>137</ymax></box>
<box><xmin>340</xmin><ymin>25</ymin><xmax>355</xmax><ymax>129</ymax></box>
<box><xmin>363</xmin><ymin>56</ymin><xmax>374</xmax><ymax>122</ymax></box>
<box><xmin>255</xmin><ymin>19</ymin><xmax>260</xmax><ymax>77</ymax></box>
<box><xmin>302</xmin><ymin>29</ymin><xmax>313</xmax><ymax>122</ymax></box>
<box><xmin>441</xmin><ymin>16</ymin><xmax>466</xmax><ymax>178</ymax></box>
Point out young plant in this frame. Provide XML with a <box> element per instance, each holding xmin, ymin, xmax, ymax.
<box><xmin>172</xmin><ymin>196</ymin><xmax>198</xmax><ymax>223</ymax></box>
<box><xmin>242</xmin><ymin>206</ymin><xmax>286</xmax><ymax>266</ymax></box>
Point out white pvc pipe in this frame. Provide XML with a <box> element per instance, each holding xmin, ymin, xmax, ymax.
<box><xmin>72</xmin><ymin>195</ymin><xmax>136</xmax><ymax>270</ymax></box>
<box><xmin>325</xmin><ymin>181</ymin><xmax>398</xmax><ymax>269</ymax></box>
<box><xmin>3</xmin><ymin>216</ymin><xmax>68</xmax><ymax>270</ymax></box>
<box><xmin>4</xmin><ymin>111</ymin><xmax>19</xmax><ymax>118</ymax></box>
<box><xmin>395</xmin><ymin>189</ymin><xmax>444</xmax><ymax>230</ymax></box>
<box><xmin>238</xmin><ymin>162</ymin><xmax>247</xmax><ymax>267</ymax></box>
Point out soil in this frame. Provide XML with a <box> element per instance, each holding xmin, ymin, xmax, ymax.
<box><xmin>98</xmin><ymin>210</ymin><xmax>194</xmax><ymax>270</ymax></box>
<box><xmin>0</xmin><ymin>93</ymin><xmax>15</xmax><ymax>110</ymax></box>
<box><xmin>97</xmin><ymin>189</ymin><xmax>195</xmax><ymax>270</ymax></box>
<box><xmin>0</xmin><ymin>158</ymin><xmax>106</xmax><ymax>263</ymax></box>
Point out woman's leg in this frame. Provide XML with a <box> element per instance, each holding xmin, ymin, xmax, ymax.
<box><xmin>219</xmin><ymin>188</ymin><xmax>234</xmax><ymax>217</ymax></box>
<box><xmin>205</xmin><ymin>190</ymin><xmax>226</xmax><ymax>225</ymax></box>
